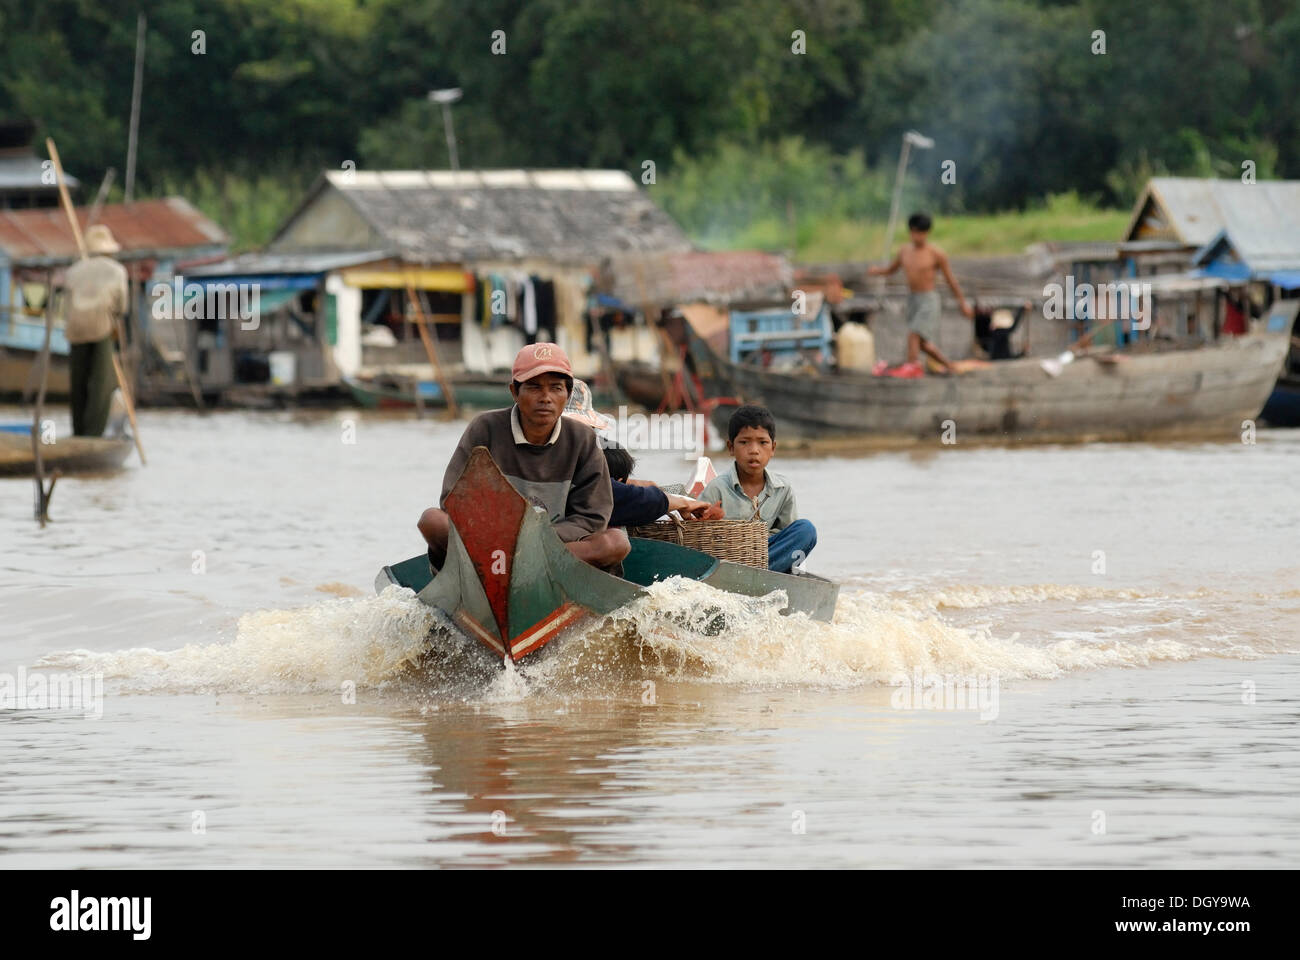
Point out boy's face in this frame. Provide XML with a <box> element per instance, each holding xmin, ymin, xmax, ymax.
<box><xmin>728</xmin><ymin>425</ymin><xmax>775</xmax><ymax>476</ymax></box>
<box><xmin>909</xmin><ymin>227</ymin><xmax>929</xmax><ymax>246</ymax></box>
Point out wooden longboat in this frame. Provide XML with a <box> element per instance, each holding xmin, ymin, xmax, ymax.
<box><xmin>343</xmin><ymin>374</ymin><xmax>512</xmax><ymax>410</ymax></box>
<box><xmin>375</xmin><ymin>447</ymin><xmax>839</xmax><ymax>665</ymax></box>
<box><xmin>690</xmin><ymin>331</ymin><xmax>1290</xmax><ymax>444</ymax></box>
<box><xmin>0</xmin><ymin>428</ymin><xmax>134</xmax><ymax>477</ymax></box>
<box><xmin>1260</xmin><ymin>375</ymin><xmax>1300</xmax><ymax>427</ymax></box>
<box><xmin>613</xmin><ymin>360</ymin><xmax>669</xmax><ymax>410</ymax></box>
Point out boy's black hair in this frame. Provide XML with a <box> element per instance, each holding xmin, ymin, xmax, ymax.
<box><xmin>907</xmin><ymin>211</ymin><xmax>932</xmax><ymax>232</ymax></box>
<box><xmin>727</xmin><ymin>404</ymin><xmax>777</xmax><ymax>444</ymax></box>
<box><xmin>602</xmin><ymin>443</ymin><xmax>635</xmax><ymax>483</ymax></box>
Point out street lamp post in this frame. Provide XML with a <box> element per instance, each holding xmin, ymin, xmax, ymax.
<box><xmin>427</xmin><ymin>88</ymin><xmax>463</xmax><ymax>171</ymax></box>
<box><xmin>881</xmin><ymin>130</ymin><xmax>935</xmax><ymax>260</ymax></box>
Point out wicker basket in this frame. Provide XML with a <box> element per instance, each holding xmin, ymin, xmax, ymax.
<box><xmin>629</xmin><ymin>517</ymin><xmax>769</xmax><ymax>568</ymax></box>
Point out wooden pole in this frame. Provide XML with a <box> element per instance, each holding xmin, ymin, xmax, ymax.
<box><xmin>46</xmin><ymin>136</ymin><xmax>147</xmax><ymax>465</ymax></box>
<box><xmin>124</xmin><ymin>13</ymin><xmax>146</xmax><ymax>204</ymax></box>
<box><xmin>88</xmin><ymin>167</ymin><xmax>116</xmax><ymax>227</ymax></box>
<box><xmin>406</xmin><ymin>286</ymin><xmax>460</xmax><ymax>418</ymax></box>
<box><xmin>45</xmin><ymin>139</ymin><xmax>86</xmax><ymax>258</ymax></box>
<box><xmin>31</xmin><ymin>268</ymin><xmax>59</xmax><ymax>526</ymax></box>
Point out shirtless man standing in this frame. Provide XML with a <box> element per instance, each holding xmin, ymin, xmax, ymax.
<box><xmin>868</xmin><ymin>211</ymin><xmax>973</xmax><ymax>373</ymax></box>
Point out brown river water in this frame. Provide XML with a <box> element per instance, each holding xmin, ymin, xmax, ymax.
<box><xmin>2</xmin><ymin>406</ymin><xmax>1298</xmax><ymax>867</ymax></box>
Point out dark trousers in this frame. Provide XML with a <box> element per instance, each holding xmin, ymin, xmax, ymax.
<box><xmin>69</xmin><ymin>337</ymin><xmax>116</xmax><ymax>437</ymax></box>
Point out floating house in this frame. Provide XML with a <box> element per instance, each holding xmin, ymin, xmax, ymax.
<box><xmin>284</xmin><ymin>169</ymin><xmax>690</xmax><ymax>391</ymax></box>
<box><xmin>1052</xmin><ymin>178</ymin><xmax>1300</xmax><ymax>347</ymax></box>
<box><xmin>0</xmin><ymin>198</ymin><xmax>227</xmax><ymax>398</ymax></box>
<box><xmin>0</xmin><ymin>120</ymin><xmax>79</xmax><ymax>210</ymax></box>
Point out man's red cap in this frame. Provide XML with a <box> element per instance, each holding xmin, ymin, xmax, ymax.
<box><xmin>512</xmin><ymin>342</ymin><xmax>572</xmax><ymax>382</ymax></box>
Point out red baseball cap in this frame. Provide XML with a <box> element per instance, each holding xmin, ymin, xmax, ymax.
<box><xmin>512</xmin><ymin>342</ymin><xmax>572</xmax><ymax>382</ymax></box>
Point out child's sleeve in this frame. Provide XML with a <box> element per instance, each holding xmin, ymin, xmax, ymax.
<box><xmin>775</xmin><ymin>486</ymin><xmax>799</xmax><ymax>530</ymax></box>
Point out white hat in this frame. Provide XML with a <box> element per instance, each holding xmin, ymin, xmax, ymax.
<box><xmin>562</xmin><ymin>378</ymin><xmax>616</xmax><ymax>437</ymax></box>
<box><xmin>85</xmin><ymin>224</ymin><xmax>122</xmax><ymax>255</ymax></box>
<box><xmin>990</xmin><ymin>308</ymin><xmax>1016</xmax><ymax>330</ymax></box>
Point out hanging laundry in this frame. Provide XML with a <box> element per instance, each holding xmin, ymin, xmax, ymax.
<box><xmin>523</xmin><ymin>274</ymin><xmax>538</xmax><ymax>336</ymax></box>
<box><xmin>536</xmin><ymin>278</ymin><xmax>557</xmax><ymax>336</ymax></box>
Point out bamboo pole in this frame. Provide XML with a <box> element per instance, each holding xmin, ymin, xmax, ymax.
<box><xmin>124</xmin><ymin>13</ymin><xmax>146</xmax><ymax>204</ymax></box>
<box><xmin>87</xmin><ymin>167</ymin><xmax>116</xmax><ymax>227</ymax></box>
<box><xmin>46</xmin><ymin>137</ymin><xmax>147</xmax><ymax>465</ymax></box>
<box><xmin>45</xmin><ymin>139</ymin><xmax>85</xmax><ymax>257</ymax></box>
<box><xmin>31</xmin><ymin>268</ymin><xmax>59</xmax><ymax>525</ymax></box>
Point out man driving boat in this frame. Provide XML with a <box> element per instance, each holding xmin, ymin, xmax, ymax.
<box><xmin>417</xmin><ymin>342</ymin><xmax>629</xmax><ymax>571</ymax></box>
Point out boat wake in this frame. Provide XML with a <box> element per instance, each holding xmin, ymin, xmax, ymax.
<box><xmin>34</xmin><ymin>575</ymin><xmax>1284</xmax><ymax>702</ymax></box>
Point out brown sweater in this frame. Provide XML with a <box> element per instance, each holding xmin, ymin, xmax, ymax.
<box><xmin>439</xmin><ymin>407</ymin><xmax>611</xmax><ymax>542</ymax></box>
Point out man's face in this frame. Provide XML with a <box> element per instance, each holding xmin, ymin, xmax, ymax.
<box><xmin>728</xmin><ymin>425</ymin><xmax>775</xmax><ymax>475</ymax></box>
<box><xmin>909</xmin><ymin>228</ymin><xmax>928</xmax><ymax>247</ymax></box>
<box><xmin>512</xmin><ymin>373</ymin><xmax>570</xmax><ymax>431</ymax></box>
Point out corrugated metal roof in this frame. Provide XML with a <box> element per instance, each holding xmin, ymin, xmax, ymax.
<box><xmin>0</xmin><ymin>152</ymin><xmax>80</xmax><ymax>191</ymax></box>
<box><xmin>1125</xmin><ymin>177</ymin><xmax>1300</xmax><ymax>255</ymax></box>
<box><xmin>187</xmin><ymin>249</ymin><xmax>391</xmax><ymax>276</ymax></box>
<box><xmin>1142</xmin><ymin>271</ymin><xmax>1231</xmax><ymax>293</ymax></box>
<box><xmin>607</xmin><ymin>250</ymin><xmax>791</xmax><ymax>306</ymax></box>
<box><xmin>274</xmin><ymin>169</ymin><xmax>691</xmax><ymax>264</ymax></box>
<box><xmin>0</xmin><ymin>197</ymin><xmax>227</xmax><ymax>265</ymax></box>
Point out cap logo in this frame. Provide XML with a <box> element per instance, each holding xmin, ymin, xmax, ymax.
<box><xmin>533</xmin><ymin>345</ymin><xmax>553</xmax><ymax>360</ymax></box>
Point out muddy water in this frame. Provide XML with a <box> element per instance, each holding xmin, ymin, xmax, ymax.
<box><xmin>2</xmin><ymin>407</ymin><xmax>1297</xmax><ymax>867</ymax></box>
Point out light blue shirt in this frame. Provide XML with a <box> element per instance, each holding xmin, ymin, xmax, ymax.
<box><xmin>700</xmin><ymin>464</ymin><xmax>798</xmax><ymax>532</ymax></box>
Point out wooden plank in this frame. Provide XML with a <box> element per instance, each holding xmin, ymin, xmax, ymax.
<box><xmin>406</xmin><ymin>286</ymin><xmax>460</xmax><ymax>419</ymax></box>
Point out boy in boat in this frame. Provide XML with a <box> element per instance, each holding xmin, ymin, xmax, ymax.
<box><xmin>868</xmin><ymin>211</ymin><xmax>973</xmax><ymax>374</ymax></box>
<box><xmin>699</xmin><ymin>404</ymin><xmax>816</xmax><ymax>574</ymax></box>
<box><xmin>417</xmin><ymin>343</ymin><xmax>629</xmax><ymax>570</ymax></box>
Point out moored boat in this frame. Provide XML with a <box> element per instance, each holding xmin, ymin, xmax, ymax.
<box><xmin>0</xmin><ymin>425</ymin><xmax>134</xmax><ymax>477</ymax></box>
<box><xmin>1260</xmin><ymin>375</ymin><xmax>1300</xmax><ymax>427</ymax></box>
<box><xmin>690</xmin><ymin>330</ymin><xmax>1289</xmax><ymax>444</ymax></box>
<box><xmin>375</xmin><ymin>447</ymin><xmax>838</xmax><ymax>664</ymax></box>
<box><xmin>343</xmin><ymin>373</ymin><xmax>512</xmax><ymax>410</ymax></box>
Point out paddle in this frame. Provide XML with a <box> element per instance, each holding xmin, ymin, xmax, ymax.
<box><xmin>45</xmin><ymin>137</ymin><xmax>146</xmax><ymax>465</ymax></box>
<box><xmin>1040</xmin><ymin>318</ymin><xmax>1132</xmax><ymax>377</ymax></box>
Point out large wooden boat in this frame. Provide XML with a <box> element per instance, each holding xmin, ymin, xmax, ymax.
<box><xmin>1260</xmin><ymin>375</ymin><xmax>1300</xmax><ymax>427</ymax></box>
<box><xmin>689</xmin><ymin>330</ymin><xmax>1289</xmax><ymax>444</ymax></box>
<box><xmin>375</xmin><ymin>448</ymin><xmax>838</xmax><ymax>664</ymax></box>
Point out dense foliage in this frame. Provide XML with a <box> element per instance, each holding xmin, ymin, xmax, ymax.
<box><xmin>4</xmin><ymin>0</ymin><xmax>1293</xmax><ymax>249</ymax></box>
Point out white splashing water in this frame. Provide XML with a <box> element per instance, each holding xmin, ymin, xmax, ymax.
<box><xmin>34</xmin><ymin>575</ymin><xmax>1259</xmax><ymax>700</ymax></box>
<box><xmin>35</xmin><ymin>587</ymin><xmax>437</xmax><ymax>695</ymax></box>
